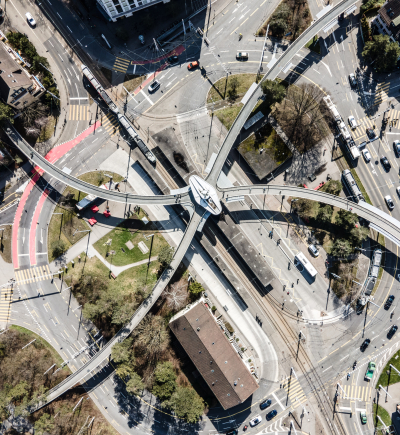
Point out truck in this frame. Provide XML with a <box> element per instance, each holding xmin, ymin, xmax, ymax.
<box><xmin>76</xmin><ymin>184</ymin><xmax>107</xmax><ymax>211</ymax></box>
<box><xmin>364</xmin><ymin>361</ymin><xmax>376</xmax><ymax>381</ymax></box>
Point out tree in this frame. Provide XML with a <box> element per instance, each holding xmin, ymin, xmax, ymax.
<box><xmin>317</xmin><ymin>205</ymin><xmax>333</xmax><ymax>224</ymax></box>
<box><xmin>0</xmin><ymin>102</ymin><xmax>14</xmax><ymax>126</ymax></box>
<box><xmin>334</xmin><ymin>209</ymin><xmax>359</xmax><ymax>232</ymax></box>
<box><xmin>158</xmin><ymin>246</ymin><xmax>175</xmax><ymax>270</ymax></box>
<box><xmin>162</xmin><ymin>386</ymin><xmax>204</xmax><ymax>423</ymax></box>
<box><xmin>152</xmin><ymin>361</ymin><xmax>177</xmax><ymax>400</ymax></box>
<box><xmin>227</xmin><ymin>76</ymin><xmax>239</xmax><ymax>100</ymax></box>
<box><xmin>133</xmin><ymin>314</ymin><xmax>169</xmax><ymax>361</ymax></box>
<box><xmin>34</xmin><ymin>413</ymin><xmax>54</xmax><ymax>435</ymax></box>
<box><xmin>269</xmin><ymin>18</ymin><xmax>288</xmax><ymax>36</ymax></box>
<box><xmin>20</xmin><ymin>103</ymin><xmax>47</xmax><ymax>129</ymax></box>
<box><xmin>126</xmin><ymin>372</ymin><xmax>144</xmax><ymax>396</ymax></box>
<box><xmin>32</xmin><ymin>55</ymin><xmax>50</xmax><ymax>74</ymax></box>
<box><xmin>112</xmin><ymin>302</ymin><xmax>136</xmax><ymax>326</ymax></box>
<box><xmin>362</xmin><ymin>34</ymin><xmax>400</xmax><ymax>72</ymax></box>
<box><xmin>188</xmin><ymin>281</ymin><xmax>204</xmax><ymax>298</ymax></box>
<box><xmin>163</xmin><ymin>282</ymin><xmax>187</xmax><ymax>311</ymax></box>
<box><xmin>331</xmin><ymin>239</ymin><xmax>352</xmax><ymax>257</ymax></box>
<box><xmin>111</xmin><ymin>338</ymin><xmax>133</xmax><ymax>365</ymax></box>
<box><xmin>361</xmin><ymin>15</ymin><xmax>372</xmax><ymax>42</ymax></box>
<box><xmin>261</xmin><ymin>79</ymin><xmax>286</xmax><ymax>109</ymax></box>
<box><xmin>350</xmin><ymin>225</ymin><xmax>369</xmax><ymax>246</ymax></box>
<box><xmin>323</xmin><ymin>180</ymin><xmax>342</xmax><ymax>196</ymax></box>
<box><xmin>293</xmin><ymin>198</ymin><xmax>313</xmax><ymax>216</ymax></box>
<box><xmin>51</xmin><ymin>239</ymin><xmax>66</xmax><ymax>258</ymax></box>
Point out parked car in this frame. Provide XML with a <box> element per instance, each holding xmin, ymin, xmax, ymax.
<box><xmin>365</xmin><ymin>361</ymin><xmax>376</xmax><ymax>381</ymax></box>
<box><xmin>385</xmin><ymin>195</ymin><xmax>394</xmax><ymax>210</ymax></box>
<box><xmin>266</xmin><ymin>410</ymin><xmax>277</xmax><ymax>421</ymax></box>
<box><xmin>348</xmin><ymin>116</ymin><xmax>357</xmax><ymax>129</ymax></box>
<box><xmin>381</xmin><ymin>156</ymin><xmax>391</xmax><ymax>171</ymax></box>
<box><xmin>385</xmin><ymin>295</ymin><xmax>395</xmax><ymax>310</ymax></box>
<box><xmin>360</xmin><ymin>338</ymin><xmax>370</xmax><ymax>352</ymax></box>
<box><xmin>187</xmin><ymin>60</ymin><xmax>199</xmax><ymax>70</ymax></box>
<box><xmin>225</xmin><ymin>430</ymin><xmax>238</xmax><ymax>435</ymax></box>
<box><xmin>394</xmin><ymin>140</ymin><xmax>400</xmax><ymax>157</ymax></box>
<box><xmin>388</xmin><ymin>325</ymin><xmax>398</xmax><ymax>339</ymax></box>
<box><xmin>349</xmin><ymin>73</ymin><xmax>357</xmax><ymax>87</ymax></box>
<box><xmin>25</xmin><ymin>12</ymin><xmax>36</xmax><ymax>27</ymax></box>
<box><xmin>148</xmin><ymin>80</ymin><xmax>160</xmax><ymax>93</ymax></box>
<box><xmin>167</xmin><ymin>55</ymin><xmax>179</xmax><ymax>64</ymax></box>
<box><xmin>362</xmin><ymin>149</ymin><xmax>371</xmax><ymax>162</ymax></box>
<box><xmin>249</xmin><ymin>415</ymin><xmax>262</xmax><ymax>427</ymax></box>
<box><xmin>339</xmin><ymin>12</ymin><xmax>345</xmax><ymax>21</ymax></box>
<box><xmin>236</xmin><ymin>52</ymin><xmax>249</xmax><ymax>60</ymax></box>
<box><xmin>360</xmin><ymin>411</ymin><xmax>367</xmax><ymax>424</ymax></box>
<box><xmin>308</xmin><ymin>174</ymin><xmax>316</xmax><ymax>182</ymax></box>
<box><xmin>260</xmin><ymin>399</ymin><xmax>272</xmax><ymax>410</ymax></box>
<box><xmin>397</xmin><ymin>186</ymin><xmax>400</xmax><ymax>198</ymax></box>
<box><xmin>308</xmin><ymin>244</ymin><xmax>319</xmax><ymax>257</ymax></box>
<box><xmin>366</xmin><ymin>127</ymin><xmax>376</xmax><ymax>139</ymax></box>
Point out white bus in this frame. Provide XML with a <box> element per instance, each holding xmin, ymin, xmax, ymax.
<box><xmin>294</xmin><ymin>252</ymin><xmax>318</xmax><ymax>279</ymax></box>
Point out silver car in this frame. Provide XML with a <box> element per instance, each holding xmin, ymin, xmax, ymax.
<box><xmin>362</xmin><ymin>149</ymin><xmax>371</xmax><ymax>162</ymax></box>
<box><xmin>308</xmin><ymin>244</ymin><xmax>319</xmax><ymax>257</ymax></box>
<box><xmin>249</xmin><ymin>415</ymin><xmax>262</xmax><ymax>427</ymax></box>
<box><xmin>348</xmin><ymin>116</ymin><xmax>357</xmax><ymax>129</ymax></box>
<box><xmin>25</xmin><ymin>12</ymin><xmax>36</xmax><ymax>27</ymax></box>
<box><xmin>385</xmin><ymin>195</ymin><xmax>394</xmax><ymax>210</ymax></box>
<box><xmin>148</xmin><ymin>80</ymin><xmax>160</xmax><ymax>93</ymax></box>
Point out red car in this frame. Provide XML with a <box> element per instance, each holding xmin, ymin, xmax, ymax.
<box><xmin>187</xmin><ymin>61</ymin><xmax>199</xmax><ymax>70</ymax></box>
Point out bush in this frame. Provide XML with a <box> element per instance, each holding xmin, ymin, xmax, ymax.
<box><xmin>188</xmin><ymin>281</ymin><xmax>204</xmax><ymax>297</ymax></box>
<box><xmin>51</xmin><ymin>239</ymin><xmax>66</xmax><ymax>258</ymax></box>
<box><xmin>211</xmin><ymin>305</ymin><xmax>216</xmax><ymax>312</ymax></box>
<box><xmin>225</xmin><ymin>322</ymin><xmax>234</xmax><ymax>334</ymax></box>
<box><xmin>152</xmin><ymin>361</ymin><xmax>176</xmax><ymax>401</ymax></box>
<box><xmin>162</xmin><ymin>386</ymin><xmax>204</xmax><ymax>423</ymax></box>
<box><xmin>158</xmin><ymin>246</ymin><xmax>175</xmax><ymax>270</ymax></box>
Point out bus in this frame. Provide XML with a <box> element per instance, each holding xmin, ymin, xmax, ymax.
<box><xmin>294</xmin><ymin>252</ymin><xmax>317</xmax><ymax>279</ymax></box>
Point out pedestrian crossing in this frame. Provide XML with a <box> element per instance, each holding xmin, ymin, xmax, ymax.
<box><xmin>68</xmin><ymin>104</ymin><xmax>91</xmax><ymax>121</ymax></box>
<box><xmin>15</xmin><ymin>265</ymin><xmax>52</xmax><ymax>284</ymax></box>
<box><xmin>282</xmin><ymin>377</ymin><xmax>306</xmax><ymax>405</ymax></box>
<box><xmin>384</xmin><ymin>108</ymin><xmax>400</xmax><ymax>128</ymax></box>
<box><xmin>341</xmin><ymin>384</ymin><xmax>372</xmax><ymax>402</ymax></box>
<box><xmin>0</xmin><ymin>287</ymin><xmax>13</xmax><ymax>324</ymax></box>
<box><xmin>350</xmin><ymin>116</ymin><xmax>375</xmax><ymax>140</ymax></box>
<box><xmin>101</xmin><ymin>114</ymin><xmax>119</xmax><ymax>136</ymax></box>
<box><xmin>373</xmin><ymin>81</ymin><xmax>390</xmax><ymax>107</ymax></box>
<box><xmin>113</xmin><ymin>57</ymin><xmax>130</xmax><ymax>73</ymax></box>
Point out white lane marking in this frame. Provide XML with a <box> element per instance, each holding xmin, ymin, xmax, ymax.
<box><xmin>322</xmin><ymin>365</ymin><xmax>332</xmax><ymax>373</ymax></box>
<box><xmin>67</xmin><ymin>26</ymin><xmax>72</xmax><ymax>33</ymax></box>
<box><xmin>58</xmin><ymin>53</ymin><xmax>64</xmax><ymax>62</ymax></box>
<box><xmin>71</xmin><ymin>325</ymin><xmax>77</xmax><ymax>332</ymax></box>
<box><xmin>57</xmin><ymin>12</ymin><xmax>62</xmax><ymax>19</ymax></box>
<box><xmin>313</xmin><ymin>69</ymin><xmax>320</xmax><ymax>74</ymax></box>
<box><xmin>272</xmin><ymin>392</ymin><xmax>285</xmax><ymax>410</ymax></box>
<box><xmin>217</xmin><ymin>28</ymin><xmax>223</xmax><ymax>34</ymax></box>
<box><xmin>321</xmin><ymin>61</ymin><xmax>332</xmax><ymax>77</ymax></box>
<box><xmin>340</xmin><ymin>354</ymin><xmax>349</xmax><ymax>362</ymax></box>
<box><xmin>229</xmin><ymin>17</ymin><xmax>236</xmax><ymax>23</ymax></box>
<box><xmin>140</xmin><ymin>89</ymin><xmax>154</xmax><ymax>106</ymax></box>
<box><xmin>48</xmin><ymin>40</ymin><xmax>54</xmax><ymax>47</ymax></box>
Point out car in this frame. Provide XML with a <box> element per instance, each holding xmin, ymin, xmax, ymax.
<box><xmin>266</xmin><ymin>410</ymin><xmax>277</xmax><ymax>421</ymax></box>
<box><xmin>365</xmin><ymin>361</ymin><xmax>376</xmax><ymax>381</ymax></box>
<box><xmin>360</xmin><ymin>338</ymin><xmax>370</xmax><ymax>352</ymax></box>
<box><xmin>362</xmin><ymin>149</ymin><xmax>371</xmax><ymax>162</ymax></box>
<box><xmin>339</xmin><ymin>12</ymin><xmax>345</xmax><ymax>21</ymax></box>
<box><xmin>148</xmin><ymin>80</ymin><xmax>160</xmax><ymax>93</ymax></box>
<box><xmin>366</xmin><ymin>127</ymin><xmax>376</xmax><ymax>139</ymax></box>
<box><xmin>360</xmin><ymin>411</ymin><xmax>367</xmax><ymax>424</ymax></box>
<box><xmin>308</xmin><ymin>244</ymin><xmax>319</xmax><ymax>257</ymax></box>
<box><xmin>236</xmin><ymin>52</ymin><xmax>249</xmax><ymax>60</ymax></box>
<box><xmin>348</xmin><ymin>116</ymin><xmax>357</xmax><ymax>129</ymax></box>
<box><xmin>249</xmin><ymin>415</ymin><xmax>262</xmax><ymax>427</ymax></box>
<box><xmin>225</xmin><ymin>430</ymin><xmax>238</xmax><ymax>435</ymax></box>
<box><xmin>394</xmin><ymin>140</ymin><xmax>400</xmax><ymax>157</ymax></box>
<box><xmin>308</xmin><ymin>174</ymin><xmax>316</xmax><ymax>182</ymax></box>
<box><xmin>385</xmin><ymin>295</ymin><xmax>395</xmax><ymax>310</ymax></box>
<box><xmin>388</xmin><ymin>325</ymin><xmax>398</xmax><ymax>339</ymax></box>
<box><xmin>397</xmin><ymin>186</ymin><xmax>400</xmax><ymax>198</ymax></box>
<box><xmin>187</xmin><ymin>61</ymin><xmax>199</xmax><ymax>70</ymax></box>
<box><xmin>385</xmin><ymin>195</ymin><xmax>394</xmax><ymax>210</ymax></box>
<box><xmin>349</xmin><ymin>73</ymin><xmax>357</xmax><ymax>87</ymax></box>
<box><xmin>168</xmin><ymin>55</ymin><xmax>179</xmax><ymax>64</ymax></box>
<box><xmin>381</xmin><ymin>156</ymin><xmax>391</xmax><ymax>171</ymax></box>
<box><xmin>260</xmin><ymin>399</ymin><xmax>272</xmax><ymax>410</ymax></box>
<box><xmin>25</xmin><ymin>12</ymin><xmax>36</xmax><ymax>27</ymax></box>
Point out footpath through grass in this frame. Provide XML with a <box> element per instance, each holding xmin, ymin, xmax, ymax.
<box><xmin>207</xmin><ymin>73</ymin><xmax>257</xmax><ymax>104</ymax></box>
<box><xmin>47</xmin><ymin>171</ymin><xmax>124</xmax><ymax>262</ymax></box>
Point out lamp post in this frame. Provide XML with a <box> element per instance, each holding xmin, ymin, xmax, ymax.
<box><xmin>53</xmin><ymin>212</ymin><xmax>63</xmax><ymax>239</ymax></box>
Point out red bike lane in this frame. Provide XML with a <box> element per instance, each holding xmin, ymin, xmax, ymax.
<box><xmin>12</xmin><ymin>121</ymin><xmax>101</xmax><ymax>269</ymax></box>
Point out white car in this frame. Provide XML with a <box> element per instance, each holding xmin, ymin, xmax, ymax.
<box><xmin>348</xmin><ymin>116</ymin><xmax>357</xmax><ymax>129</ymax></box>
<box><xmin>385</xmin><ymin>195</ymin><xmax>394</xmax><ymax>210</ymax></box>
<box><xmin>362</xmin><ymin>149</ymin><xmax>371</xmax><ymax>162</ymax></box>
<box><xmin>25</xmin><ymin>12</ymin><xmax>36</xmax><ymax>27</ymax></box>
<box><xmin>396</xmin><ymin>186</ymin><xmax>400</xmax><ymax>198</ymax></box>
<box><xmin>249</xmin><ymin>415</ymin><xmax>262</xmax><ymax>427</ymax></box>
<box><xmin>148</xmin><ymin>80</ymin><xmax>160</xmax><ymax>93</ymax></box>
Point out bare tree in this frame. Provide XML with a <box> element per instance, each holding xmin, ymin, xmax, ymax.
<box><xmin>163</xmin><ymin>282</ymin><xmax>187</xmax><ymax>311</ymax></box>
<box><xmin>25</xmin><ymin>126</ymin><xmax>41</xmax><ymax>138</ymax></box>
<box><xmin>35</xmin><ymin>116</ymin><xmax>49</xmax><ymax>129</ymax></box>
<box><xmin>20</xmin><ymin>103</ymin><xmax>48</xmax><ymax>128</ymax></box>
<box><xmin>133</xmin><ymin>314</ymin><xmax>169</xmax><ymax>361</ymax></box>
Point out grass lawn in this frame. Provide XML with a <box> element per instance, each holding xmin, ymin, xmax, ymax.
<box><xmin>47</xmin><ymin>171</ymin><xmax>125</xmax><ymax>262</ymax></box>
<box><xmin>207</xmin><ymin>73</ymin><xmax>257</xmax><ymax>104</ymax></box>
<box><xmin>93</xmin><ymin>217</ymin><xmax>169</xmax><ymax>267</ymax></box>
<box><xmin>377</xmin><ymin>349</ymin><xmax>400</xmax><ymax>387</ymax></box>
<box><xmin>36</xmin><ymin>116</ymin><xmax>56</xmax><ymax>143</ymax></box>
<box><xmin>0</xmin><ymin>224</ymin><xmax>12</xmax><ymax>263</ymax></box>
<box><xmin>350</xmin><ymin>168</ymin><xmax>372</xmax><ymax>205</ymax></box>
<box><xmin>373</xmin><ymin>403</ymin><xmax>392</xmax><ymax>427</ymax></box>
<box><xmin>215</xmin><ymin>105</ymin><xmax>242</xmax><ymax>131</ymax></box>
<box><xmin>305</xmin><ymin>36</ymin><xmax>321</xmax><ymax>54</ymax></box>
<box><xmin>64</xmin><ymin>253</ymin><xmax>160</xmax><ymax>301</ymax></box>
<box><xmin>124</xmin><ymin>74</ymin><xmax>146</xmax><ymax>92</ymax></box>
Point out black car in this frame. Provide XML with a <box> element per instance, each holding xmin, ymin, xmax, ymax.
<box><xmin>381</xmin><ymin>156</ymin><xmax>391</xmax><ymax>171</ymax></box>
<box><xmin>387</xmin><ymin>325</ymin><xmax>398</xmax><ymax>339</ymax></box>
<box><xmin>360</xmin><ymin>338</ymin><xmax>370</xmax><ymax>352</ymax></box>
<box><xmin>366</xmin><ymin>128</ymin><xmax>376</xmax><ymax>139</ymax></box>
<box><xmin>225</xmin><ymin>430</ymin><xmax>238</xmax><ymax>435</ymax></box>
<box><xmin>385</xmin><ymin>295</ymin><xmax>395</xmax><ymax>310</ymax></box>
<box><xmin>260</xmin><ymin>399</ymin><xmax>272</xmax><ymax>410</ymax></box>
<box><xmin>266</xmin><ymin>410</ymin><xmax>277</xmax><ymax>421</ymax></box>
<box><xmin>394</xmin><ymin>140</ymin><xmax>400</xmax><ymax>157</ymax></box>
<box><xmin>168</xmin><ymin>55</ymin><xmax>179</xmax><ymax>64</ymax></box>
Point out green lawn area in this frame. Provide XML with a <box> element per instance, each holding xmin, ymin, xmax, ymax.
<box><xmin>373</xmin><ymin>403</ymin><xmax>392</xmax><ymax>427</ymax></box>
<box><xmin>377</xmin><ymin>349</ymin><xmax>400</xmax><ymax>387</ymax></box>
<box><xmin>36</xmin><ymin>116</ymin><xmax>56</xmax><ymax>143</ymax></box>
<box><xmin>93</xmin><ymin>217</ymin><xmax>169</xmax><ymax>267</ymax></box>
<box><xmin>47</xmin><ymin>171</ymin><xmax>125</xmax><ymax>262</ymax></box>
<box><xmin>215</xmin><ymin>104</ymin><xmax>242</xmax><ymax>131</ymax></box>
<box><xmin>207</xmin><ymin>73</ymin><xmax>257</xmax><ymax>104</ymax></box>
<box><xmin>305</xmin><ymin>36</ymin><xmax>321</xmax><ymax>54</ymax></box>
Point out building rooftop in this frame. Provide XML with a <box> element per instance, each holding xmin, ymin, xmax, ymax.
<box><xmin>378</xmin><ymin>0</ymin><xmax>400</xmax><ymax>38</ymax></box>
<box><xmin>0</xmin><ymin>44</ymin><xmax>31</xmax><ymax>89</ymax></box>
<box><xmin>169</xmin><ymin>302</ymin><xmax>258</xmax><ymax>410</ymax></box>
